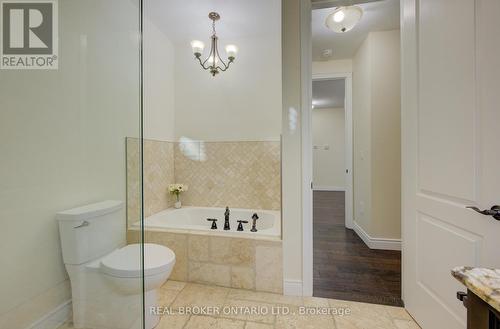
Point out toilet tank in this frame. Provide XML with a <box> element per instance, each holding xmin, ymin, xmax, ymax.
<box><xmin>57</xmin><ymin>200</ymin><xmax>126</xmax><ymax>265</ymax></box>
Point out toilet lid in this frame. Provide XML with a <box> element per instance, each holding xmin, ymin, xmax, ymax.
<box><xmin>101</xmin><ymin>243</ymin><xmax>175</xmax><ymax>278</ymax></box>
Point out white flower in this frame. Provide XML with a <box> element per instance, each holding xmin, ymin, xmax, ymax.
<box><xmin>168</xmin><ymin>183</ymin><xmax>187</xmax><ymax>194</ymax></box>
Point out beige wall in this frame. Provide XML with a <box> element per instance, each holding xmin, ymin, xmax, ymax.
<box><xmin>353</xmin><ymin>34</ymin><xmax>373</xmax><ymax>235</ymax></box>
<box><xmin>0</xmin><ymin>1</ymin><xmax>143</xmax><ymax>328</ymax></box>
<box><xmin>370</xmin><ymin>30</ymin><xmax>401</xmax><ymax>239</ymax></box>
<box><xmin>173</xmin><ymin>1</ymin><xmax>282</xmax><ymax>142</ymax></box>
<box><xmin>352</xmin><ymin>30</ymin><xmax>401</xmax><ymax>240</ymax></box>
<box><xmin>143</xmin><ymin>14</ymin><xmax>176</xmax><ymax>141</ymax></box>
<box><xmin>312</xmin><ymin>59</ymin><xmax>353</xmax><ymax>75</ymax></box>
<box><xmin>312</xmin><ymin>108</ymin><xmax>346</xmax><ymax>189</ymax></box>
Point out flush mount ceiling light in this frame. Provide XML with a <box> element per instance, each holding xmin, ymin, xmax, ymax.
<box><xmin>191</xmin><ymin>12</ymin><xmax>238</xmax><ymax>77</ymax></box>
<box><xmin>325</xmin><ymin>6</ymin><xmax>363</xmax><ymax>33</ymax></box>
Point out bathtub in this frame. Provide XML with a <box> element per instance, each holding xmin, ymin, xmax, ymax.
<box><xmin>133</xmin><ymin>206</ymin><xmax>281</xmax><ymax>239</ymax></box>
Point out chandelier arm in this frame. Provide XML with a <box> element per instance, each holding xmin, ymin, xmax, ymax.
<box><xmin>200</xmin><ymin>45</ymin><xmax>213</xmax><ymax>68</ymax></box>
<box><xmin>216</xmin><ymin>60</ymin><xmax>233</xmax><ymax>72</ymax></box>
<box><xmin>213</xmin><ymin>37</ymin><xmax>228</xmax><ymax>69</ymax></box>
<box><xmin>196</xmin><ymin>55</ymin><xmax>211</xmax><ymax>71</ymax></box>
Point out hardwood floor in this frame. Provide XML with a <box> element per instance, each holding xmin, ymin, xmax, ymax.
<box><xmin>313</xmin><ymin>191</ymin><xmax>403</xmax><ymax>307</ymax></box>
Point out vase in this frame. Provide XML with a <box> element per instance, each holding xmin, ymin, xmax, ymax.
<box><xmin>174</xmin><ymin>201</ymin><xmax>182</xmax><ymax>209</ymax></box>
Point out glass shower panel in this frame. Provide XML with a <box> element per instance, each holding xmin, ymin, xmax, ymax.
<box><xmin>0</xmin><ymin>1</ymin><xmax>144</xmax><ymax>329</ymax></box>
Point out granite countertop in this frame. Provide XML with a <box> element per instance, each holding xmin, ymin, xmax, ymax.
<box><xmin>452</xmin><ymin>266</ymin><xmax>500</xmax><ymax>313</ymax></box>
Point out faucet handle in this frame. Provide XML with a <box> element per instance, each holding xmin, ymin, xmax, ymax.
<box><xmin>237</xmin><ymin>220</ymin><xmax>249</xmax><ymax>232</ymax></box>
<box><xmin>225</xmin><ymin>206</ymin><xmax>230</xmax><ymax>216</ymax></box>
<box><xmin>252</xmin><ymin>213</ymin><xmax>259</xmax><ymax>220</ymax></box>
<box><xmin>207</xmin><ymin>218</ymin><xmax>218</xmax><ymax>230</ymax></box>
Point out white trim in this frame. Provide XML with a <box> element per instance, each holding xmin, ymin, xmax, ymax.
<box><xmin>352</xmin><ymin>221</ymin><xmax>402</xmax><ymax>251</ymax></box>
<box><xmin>26</xmin><ymin>300</ymin><xmax>72</xmax><ymax>329</ymax></box>
<box><xmin>313</xmin><ymin>186</ymin><xmax>345</xmax><ymax>191</ymax></box>
<box><xmin>283</xmin><ymin>280</ymin><xmax>304</xmax><ymax>296</ymax></box>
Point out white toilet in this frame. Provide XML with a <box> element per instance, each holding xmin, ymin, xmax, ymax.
<box><xmin>57</xmin><ymin>200</ymin><xmax>175</xmax><ymax>329</ymax></box>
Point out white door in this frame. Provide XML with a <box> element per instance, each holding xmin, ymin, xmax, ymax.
<box><xmin>401</xmin><ymin>0</ymin><xmax>500</xmax><ymax>328</ymax></box>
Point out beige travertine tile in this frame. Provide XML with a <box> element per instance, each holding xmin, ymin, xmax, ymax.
<box><xmin>275</xmin><ymin>307</ymin><xmax>336</xmax><ymax>329</ymax></box>
<box><xmin>189</xmin><ymin>261</ymin><xmax>231</xmax><ymax>287</ymax></box>
<box><xmin>188</xmin><ymin>235</ymin><xmax>210</xmax><ymax>262</ymax></box>
<box><xmin>143</xmin><ymin>139</ymin><xmax>175</xmax><ymax>217</ymax></box>
<box><xmin>57</xmin><ymin>283</ymin><xmax>421</xmax><ymax>329</ymax></box>
<box><xmin>210</xmin><ymin>237</ymin><xmax>233</xmax><ymax>264</ymax></box>
<box><xmin>227</xmin><ymin>289</ymin><xmax>302</xmax><ymax>306</ymax></box>
<box><xmin>255</xmin><ymin>243</ymin><xmax>283</xmax><ymax>293</ymax></box>
<box><xmin>157</xmin><ymin>314</ymin><xmax>190</xmax><ymax>329</ymax></box>
<box><xmin>171</xmin><ymin>283</ymin><xmax>229</xmax><ymax>309</ymax></box>
<box><xmin>393</xmin><ymin>319</ymin><xmax>421</xmax><ymax>329</ymax></box>
<box><xmin>126</xmin><ymin>138</ymin><xmax>141</xmax><ymax>227</ymax></box>
<box><xmin>245</xmin><ymin>322</ymin><xmax>274</xmax><ymax>329</ymax></box>
<box><xmin>384</xmin><ymin>306</ymin><xmax>414</xmax><ymax>321</ymax></box>
<box><xmin>184</xmin><ymin>315</ymin><xmax>245</xmax><ymax>329</ymax></box>
<box><xmin>220</xmin><ymin>299</ymin><xmax>276</xmax><ymax>324</ymax></box>
<box><xmin>126</xmin><ymin>230</ymin><xmax>140</xmax><ymax>244</ymax></box>
<box><xmin>231</xmin><ymin>239</ymin><xmax>255</xmax><ymax>266</ymax></box>
<box><xmin>330</xmin><ymin>299</ymin><xmax>397</xmax><ymax>329</ymax></box>
<box><xmin>128</xmin><ymin>229</ymin><xmax>282</xmax><ymax>294</ymax></box>
<box><xmin>174</xmin><ymin>141</ymin><xmax>281</xmax><ymax>210</ymax></box>
<box><xmin>162</xmin><ymin>280</ymin><xmax>187</xmax><ymax>291</ymax></box>
<box><xmin>159</xmin><ymin>289</ymin><xmax>182</xmax><ymax>307</ymax></box>
<box><xmin>302</xmin><ymin>296</ymin><xmax>330</xmax><ymax>307</ymax></box>
<box><xmin>231</xmin><ymin>266</ymin><xmax>255</xmax><ymax>290</ymax></box>
<box><xmin>128</xmin><ymin>140</ymin><xmax>281</xmax><ymax>220</ymax></box>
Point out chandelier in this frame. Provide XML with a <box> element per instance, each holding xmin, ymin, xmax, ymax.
<box><xmin>191</xmin><ymin>12</ymin><xmax>238</xmax><ymax>77</ymax></box>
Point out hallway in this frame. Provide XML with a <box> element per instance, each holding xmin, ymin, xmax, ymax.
<box><xmin>313</xmin><ymin>191</ymin><xmax>403</xmax><ymax>306</ymax></box>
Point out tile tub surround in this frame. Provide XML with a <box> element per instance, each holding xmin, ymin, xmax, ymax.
<box><xmin>452</xmin><ymin>266</ymin><xmax>500</xmax><ymax>313</ymax></box>
<box><xmin>127</xmin><ymin>230</ymin><xmax>283</xmax><ymax>294</ymax></box>
<box><xmin>126</xmin><ymin>138</ymin><xmax>176</xmax><ymax>224</ymax></box>
<box><xmin>58</xmin><ymin>281</ymin><xmax>420</xmax><ymax>329</ymax></box>
<box><xmin>174</xmin><ymin>141</ymin><xmax>281</xmax><ymax>211</ymax></box>
<box><xmin>126</xmin><ymin>139</ymin><xmax>281</xmax><ymax>225</ymax></box>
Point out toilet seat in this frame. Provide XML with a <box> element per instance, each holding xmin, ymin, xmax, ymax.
<box><xmin>100</xmin><ymin>243</ymin><xmax>175</xmax><ymax>278</ymax></box>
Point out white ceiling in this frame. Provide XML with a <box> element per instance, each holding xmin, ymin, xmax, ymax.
<box><xmin>313</xmin><ymin>79</ymin><xmax>345</xmax><ymax>109</ymax></box>
<box><xmin>312</xmin><ymin>0</ymin><xmax>400</xmax><ymax>61</ymax></box>
<box><xmin>145</xmin><ymin>0</ymin><xmax>280</xmax><ymax>43</ymax></box>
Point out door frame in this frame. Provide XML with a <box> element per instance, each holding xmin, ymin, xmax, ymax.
<box><xmin>401</xmin><ymin>0</ymin><xmax>417</xmax><ymax>308</ymax></box>
<box><xmin>302</xmin><ymin>72</ymin><xmax>354</xmax><ymax>296</ymax></box>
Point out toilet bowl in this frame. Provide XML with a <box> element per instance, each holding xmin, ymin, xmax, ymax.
<box><xmin>57</xmin><ymin>201</ymin><xmax>175</xmax><ymax>329</ymax></box>
<box><xmin>101</xmin><ymin>243</ymin><xmax>175</xmax><ymax>294</ymax></box>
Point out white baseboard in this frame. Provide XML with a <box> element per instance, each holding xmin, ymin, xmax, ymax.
<box><xmin>27</xmin><ymin>300</ymin><xmax>72</xmax><ymax>329</ymax></box>
<box><xmin>352</xmin><ymin>221</ymin><xmax>401</xmax><ymax>251</ymax></box>
<box><xmin>313</xmin><ymin>186</ymin><xmax>345</xmax><ymax>192</ymax></box>
<box><xmin>283</xmin><ymin>279</ymin><xmax>303</xmax><ymax>296</ymax></box>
